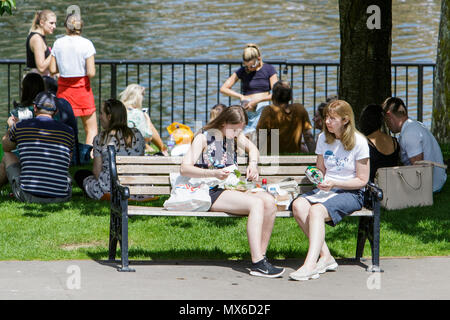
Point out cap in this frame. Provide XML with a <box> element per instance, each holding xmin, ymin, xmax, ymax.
<box><xmin>33</xmin><ymin>92</ymin><xmax>57</xmax><ymax>112</ymax></box>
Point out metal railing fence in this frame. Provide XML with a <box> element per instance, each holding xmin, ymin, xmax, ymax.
<box><xmin>0</xmin><ymin>59</ymin><xmax>436</xmax><ymax>139</ymax></box>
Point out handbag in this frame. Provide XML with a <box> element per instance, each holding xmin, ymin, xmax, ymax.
<box><xmin>375</xmin><ymin>164</ymin><xmax>433</xmax><ymax>210</ymax></box>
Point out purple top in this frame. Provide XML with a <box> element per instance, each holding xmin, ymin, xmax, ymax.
<box><xmin>235</xmin><ymin>63</ymin><xmax>277</xmax><ymax>95</ymax></box>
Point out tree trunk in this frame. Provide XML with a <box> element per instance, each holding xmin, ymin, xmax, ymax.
<box><xmin>338</xmin><ymin>0</ymin><xmax>392</xmax><ymax>124</ymax></box>
<box><xmin>432</xmin><ymin>0</ymin><xmax>450</xmax><ymax>144</ymax></box>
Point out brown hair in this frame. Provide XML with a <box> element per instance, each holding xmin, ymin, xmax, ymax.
<box><xmin>382</xmin><ymin>97</ymin><xmax>408</xmax><ymax>117</ymax></box>
<box><xmin>323</xmin><ymin>100</ymin><xmax>358</xmax><ymax>151</ymax></box>
<box><xmin>209</xmin><ymin>103</ymin><xmax>227</xmax><ymax>122</ymax></box>
<box><xmin>272</xmin><ymin>80</ymin><xmax>293</xmax><ymax>107</ymax></box>
<box><xmin>29</xmin><ymin>10</ymin><xmax>56</xmax><ymax>33</ymax></box>
<box><xmin>203</xmin><ymin>105</ymin><xmax>248</xmax><ymax>132</ymax></box>
<box><xmin>100</xmin><ymin>99</ymin><xmax>136</xmax><ymax>150</ymax></box>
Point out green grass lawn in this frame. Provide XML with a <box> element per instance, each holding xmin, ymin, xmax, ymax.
<box><xmin>0</xmin><ymin>167</ymin><xmax>449</xmax><ymax>261</ymax></box>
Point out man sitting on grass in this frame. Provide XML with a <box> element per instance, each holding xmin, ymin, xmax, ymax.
<box><xmin>382</xmin><ymin>96</ymin><xmax>447</xmax><ymax>192</ymax></box>
<box><xmin>0</xmin><ymin>92</ymin><xmax>74</xmax><ymax>203</ymax></box>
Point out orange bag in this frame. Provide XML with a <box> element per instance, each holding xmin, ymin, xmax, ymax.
<box><xmin>166</xmin><ymin>122</ymin><xmax>194</xmax><ymax>145</ymax></box>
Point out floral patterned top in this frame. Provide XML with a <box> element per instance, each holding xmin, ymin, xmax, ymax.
<box><xmin>195</xmin><ymin>129</ymin><xmax>237</xmax><ymax>169</ymax></box>
<box><xmin>83</xmin><ymin>128</ymin><xmax>145</xmax><ymax>199</ymax></box>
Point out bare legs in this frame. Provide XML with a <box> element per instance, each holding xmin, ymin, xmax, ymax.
<box><xmin>210</xmin><ymin>190</ymin><xmax>277</xmax><ymax>263</ymax></box>
<box><xmin>291</xmin><ymin>197</ymin><xmax>335</xmax><ymax>272</ymax></box>
<box><xmin>80</xmin><ymin>112</ymin><xmax>98</xmax><ymax>146</ymax></box>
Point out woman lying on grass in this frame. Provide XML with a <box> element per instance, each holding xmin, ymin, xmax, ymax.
<box><xmin>180</xmin><ymin>105</ymin><xmax>284</xmax><ymax>278</ymax></box>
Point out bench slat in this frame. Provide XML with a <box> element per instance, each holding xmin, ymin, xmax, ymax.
<box><xmin>126</xmin><ymin>185</ymin><xmax>314</xmax><ymax>195</ymax></box>
<box><xmin>117</xmin><ymin>165</ymin><xmax>249</xmax><ymax>174</ymax></box>
<box><xmin>116</xmin><ymin>156</ymin><xmax>248</xmax><ymax>165</ymax></box>
<box><xmin>117</xmin><ymin>165</ymin><xmax>310</xmax><ymax>175</ymax></box>
<box><xmin>119</xmin><ymin>175</ymin><xmax>312</xmax><ymax>186</ymax></box>
<box><xmin>119</xmin><ymin>176</ymin><xmax>171</xmax><ymax>184</ymax></box>
<box><xmin>116</xmin><ymin>155</ymin><xmax>317</xmax><ymax>165</ymax></box>
<box><xmin>129</xmin><ymin>186</ymin><xmax>171</xmax><ymax>195</ymax></box>
<box><xmin>257</xmin><ymin>155</ymin><xmax>316</xmax><ymax>164</ymax></box>
<box><xmin>127</xmin><ymin>206</ymin><xmax>373</xmax><ymax>217</ymax></box>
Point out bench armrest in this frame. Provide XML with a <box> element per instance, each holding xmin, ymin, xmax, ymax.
<box><xmin>366</xmin><ymin>182</ymin><xmax>383</xmax><ymax>201</ymax></box>
<box><xmin>364</xmin><ymin>181</ymin><xmax>383</xmax><ymax>210</ymax></box>
<box><xmin>108</xmin><ymin>145</ymin><xmax>130</xmax><ymax>200</ymax></box>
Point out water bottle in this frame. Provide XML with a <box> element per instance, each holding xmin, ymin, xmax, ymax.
<box><xmin>262</xmin><ymin>178</ymin><xmax>267</xmax><ymax>191</ymax></box>
<box><xmin>167</xmin><ymin>134</ymin><xmax>176</xmax><ymax>155</ymax></box>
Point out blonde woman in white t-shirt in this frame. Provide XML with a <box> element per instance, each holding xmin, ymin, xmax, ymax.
<box><xmin>289</xmin><ymin>100</ymin><xmax>370</xmax><ymax>281</ymax></box>
<box><xmin>49</xmin><ymin>13</ymin><xmax>97</xmax><ymax>146</ymax></box>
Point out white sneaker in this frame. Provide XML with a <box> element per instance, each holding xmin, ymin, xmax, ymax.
<box><xmin>289</xmin><ymin>268</ymin><xmax>320</xmax><ymax>281</ymax></box>
<box><xmin>315</xmin><ymin>258</ymin><xmax>338</xmax><ymax>274</ymax></box>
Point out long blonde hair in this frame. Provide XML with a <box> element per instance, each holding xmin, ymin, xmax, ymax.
<box><xmin>323</xmin><ymin>100</ymin><xmax>358</xmax><ymax>151</ymax></box>
<box><xmin>29</xmin><ymin>10</ymin><xmax>55</xmax><ymax>33</ymax></box>
<box><xmin>119</xmin><ymin>84</ymin><xmax>145</xmax><ymax>110</ymax></box>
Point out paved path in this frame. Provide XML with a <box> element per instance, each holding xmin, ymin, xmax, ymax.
<box><xmin>0</xmin><ymin>257</ymin><xmax>449</xmax><ymax>300</ymax></box>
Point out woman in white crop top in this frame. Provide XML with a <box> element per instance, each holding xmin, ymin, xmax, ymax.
<box><xmin>50</xmin><ymin>13</ymin><xmax>97</xmax><ymax>146</ymax></box>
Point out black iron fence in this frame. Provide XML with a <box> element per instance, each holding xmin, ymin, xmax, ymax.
<box><xmin>0</xmin><ymin>59</ymin><xmax>436</xmax><ymax>139</ymax></box>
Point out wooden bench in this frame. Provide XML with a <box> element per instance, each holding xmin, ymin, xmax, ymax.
<box><xmin>107</xmin><ymin>145</ymin><xmax>383</xmax><ymax>273</ymax></box>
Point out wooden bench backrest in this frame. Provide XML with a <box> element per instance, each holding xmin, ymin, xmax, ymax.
<box><xmin>116</xmin><ymin>155</ymin><xmax>318</xmax><ymax>196</ymax></box>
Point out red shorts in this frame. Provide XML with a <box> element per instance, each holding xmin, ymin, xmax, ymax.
<box><xmin>57</xmin><ymin>76</ymin><xmax>96</xmax><ymax>117</ymax></box>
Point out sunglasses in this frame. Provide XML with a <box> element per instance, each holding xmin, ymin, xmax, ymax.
<box><xmin>243</xmin><ymin>60</ymin><xmax>259</xmax><ymax>71</ymax></box>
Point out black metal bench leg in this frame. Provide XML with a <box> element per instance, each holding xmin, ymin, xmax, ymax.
<box><xmin>118</xmin><ymin>202</ymin><xmax>135</xmax><ymax>272</ymax></box>
<box><xmin>108</xmin><ymin>213</ymin><xmax>119</xmax><ymax>261</ymax></box>
<box><xmin>367</xmin><ymin>202</ymin><xmax>383</xmax><ymax>272</ymax></box>
<box><xmin>355</xmin><ymin>217</ymin><xmax>369</xmax><ymax>262</ymax></box>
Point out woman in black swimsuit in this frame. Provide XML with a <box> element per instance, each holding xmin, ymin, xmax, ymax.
<box><xmin>26</xmin><ymin>10</ymin><xmax>56</xmax><ymax>76</ymax></box>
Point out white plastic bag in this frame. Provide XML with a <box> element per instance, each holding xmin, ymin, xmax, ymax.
<box><xmin>163</xmin><ymin>173</ymin><xmax>211</xmax><ymax>211</ymax></box>
<box><xmin>188</xmin><ymin>164</ymin><xmax>241</xmax><ymax>189</ymax></box>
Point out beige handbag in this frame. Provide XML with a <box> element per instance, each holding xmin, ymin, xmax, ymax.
<box><xmin>375</xmin><ymin>164</ymin><xmax>434</xmax><ymax>210</ymax></box>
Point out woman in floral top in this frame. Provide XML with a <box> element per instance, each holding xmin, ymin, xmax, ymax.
<box><xmin>181</xmin><ymin>105</ymin><xmax>284</xmax><ymax>278</ymax></box>
<box><xmin>74</xmin><ymin>99</ymin><xmax>144</xmax><ymax>200</ymax></box>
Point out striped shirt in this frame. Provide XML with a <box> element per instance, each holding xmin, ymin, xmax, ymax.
<box><xmin>8</xmin><ymin>116</ymin><xmax>75</xmax><ymax>198</ymax></box>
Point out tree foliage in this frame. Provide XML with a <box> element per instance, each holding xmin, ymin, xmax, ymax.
<box><xmin>0</xmin><ymin>0</ymin><xmax>15</xmax><ymax>16</ymax></box>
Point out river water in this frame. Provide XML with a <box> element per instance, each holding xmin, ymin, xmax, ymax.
<box><xmin>0</xmin><ymin>0</ymin><xmax>442</xmax><ymax>135</ymax></box>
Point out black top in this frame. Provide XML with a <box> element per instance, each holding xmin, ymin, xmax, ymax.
<box><xmin>26</xmin><ymin>32</ymin><xmax>51</xmax><ymax>69</ymax></box>
<box><xmin>368</xmin><ymin>137</ymin><xmax>400</xmax><ymax>182</ymax></box>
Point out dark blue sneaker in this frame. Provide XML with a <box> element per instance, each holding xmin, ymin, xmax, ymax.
<box><xmin>250</xmin><ymin>257</ymin><xmax>285</xmax><ymax>278</ymax></box>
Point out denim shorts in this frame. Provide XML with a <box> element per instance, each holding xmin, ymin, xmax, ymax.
<box><xmin>290</xmin><ymin>188</ymin><xmax>364</xmax><ymax>227</ymax></box>
<box><xmin>244</xmin><ymin>100</ymin><xmax>270</xmax><ymax>134</ymax></box>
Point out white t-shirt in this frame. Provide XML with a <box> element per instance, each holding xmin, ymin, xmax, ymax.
<box><xmin>399</xmin><ymin>119</ymin><xmax>447</xmax><ymax>192</ymax></box>
<box><xmin>51</xmin><ymin>35</ymin><xmax>96</xmax><ymax>77</ymax></box>
<box><xmin>316</xmin><ymin>132</ymin><xmax>369</xmax><ymax>182</ymax></box>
